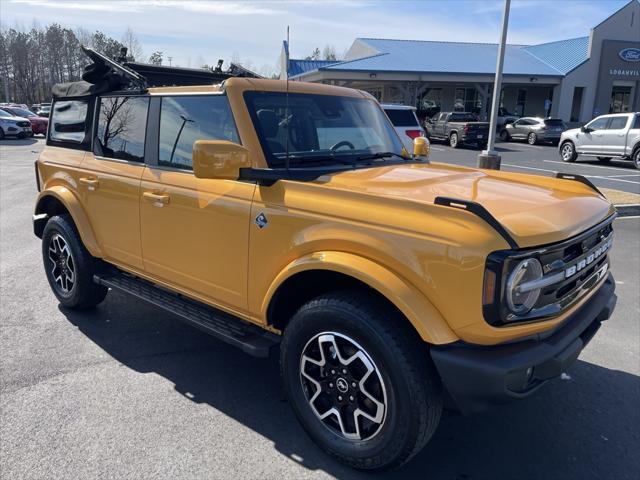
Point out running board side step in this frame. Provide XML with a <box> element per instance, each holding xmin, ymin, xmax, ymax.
<box><xmin>94</xmin><ymin>272</ymin><xmax>280</xmax><ymax>357</ymax></box>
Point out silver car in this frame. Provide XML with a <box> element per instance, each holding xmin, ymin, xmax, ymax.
<box><xmin>499</xmin><ymin>117</ymin><xmax>566</xmax><ymax>145</ymax></box>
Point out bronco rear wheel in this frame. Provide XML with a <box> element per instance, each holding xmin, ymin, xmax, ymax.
<box><xmin>281</xmin><ymin>291</ymin><xmax>442</xmax><ymax>471</ymax></box>
<box><xmin>42</xmin><ymin>215</ymin><xmax>108</xmax><ymax>309</ymax></box>
<box><xmin>449</xmin><ymin>132</ymin><xmax>459</xmax><ymax>148</ymax></box>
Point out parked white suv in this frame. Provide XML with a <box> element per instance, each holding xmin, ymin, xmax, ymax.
<box><xmin>559</xmin><ymin>112</ymin><xmax>640</xmax><ymax>169</ymax></box>
<box><xmin>381</xmin><ymin>104</ymin><xmax>425</xmax><ymax>152</ymax></box>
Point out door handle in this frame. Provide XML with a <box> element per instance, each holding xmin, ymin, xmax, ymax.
<box><xmin>79</xmin><ymin>177</ymin><xmax>99</xmax><ymax>191</ymax></box>
<box><xmin>143</xmin><ymin>191</ymin><xmax>170</xmax><ymax>207</ymax></box>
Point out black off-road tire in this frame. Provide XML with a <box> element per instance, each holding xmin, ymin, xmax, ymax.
<box><xmin>560</xmin><ymin>141</ymin><xmax>578</xmax><ymax>162</ymax></box>
<box><xmin>449</xmin><ymin>132</ymin><xmax>459</xmax><ymax>148</ymax></box>
<box><xmin>41</xmin><ymin>214</ymin><xmax>108</xmax><ymax>309</ymax></box>
<box><xmin>280</xmin><ymin>291</ymin><xmax>442</xmax><ymax>471</ymax></box>
<box><xmin>633</xmin><ymin>148</ymin><xmax>640</xmax><ymax>170</ymax></box>
<box><xmin>499</xmin><ymin>129</ymin><xmax>510</xmax><ymax>141</ymax></box>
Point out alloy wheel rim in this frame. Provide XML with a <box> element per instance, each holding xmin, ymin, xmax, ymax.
<box><xmin>528</xmin><ymin>133</ymin><xmax>536</xmax><ymax>144</ymax></box>
<box><xmin>451</xmin><ymin>134</ymin><xmax>457</xmax><ymax>146</ymax></box>
<box><xmin>299</xmin><ymin>332</ymin><xmax>387</xmax><ymax>441</ymax></box>
<box><xmin>48</xmin><ymin>233</ymin><xmax>76</xmax><ymax>293</ymax></box>
<box><xmin>562</xmin><ymin>144</ymin><xmax>573</xmax><ymax>160</ymax></box>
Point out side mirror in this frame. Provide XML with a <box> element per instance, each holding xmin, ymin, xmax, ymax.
<box><xmin>192</xmin><ymin>140</ymin><xmax>251</xmax><ymax>180</ymax></box>
<box><xmin>413</xmin><ymin>136</ymin><xmax>430</xmax><ymax>160</ymax></box>
<box><xmin>581</xmin><ymin>126</ymin><xmax>592</xmax><ymax>133</ymax></box>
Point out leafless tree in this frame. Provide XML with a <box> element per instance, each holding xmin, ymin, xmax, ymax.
<box><xmin>121</xmin><ymin>27</ymin><xmax>143</xmax><ymax>62</ymax></box>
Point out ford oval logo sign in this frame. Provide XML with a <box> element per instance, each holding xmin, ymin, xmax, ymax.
<box><xmin>619</xmin><ymin>48</ymin><xmax>640</xmax><ymax>62</ymax></box>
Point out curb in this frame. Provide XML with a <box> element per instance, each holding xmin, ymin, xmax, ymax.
<box><xmin>614</xmin><ymin>203</ymin><xmax>640</xmax><ymax>217</ymax></box>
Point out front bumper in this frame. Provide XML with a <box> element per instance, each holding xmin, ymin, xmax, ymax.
<box><xmin>431</xmin><ymin>274</ymin><xmax>616</xmax><ymax>414</ymax></box>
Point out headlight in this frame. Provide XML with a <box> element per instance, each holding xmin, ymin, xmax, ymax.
<box><xmin>505</xmin><ymin>258</ymin><xmax>543</xmax><ymax>315</ymax></box>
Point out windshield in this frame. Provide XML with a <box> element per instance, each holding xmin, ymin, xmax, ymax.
<box><xmin>244</xmin><ymin>91</ymin><xmax>405</xmax><ymax>167</ymax></box>
<box><xmin>9</xmin><ymin>107</ymin><xmax>34</xmax><ymax>117</ymax></box>
<box><xmin>384</xmin><ymin>108</ymin><xmax>419</xmax><ymax>127</ymax></box>
<box><xmin>0</xmin><ymin>109</ymin><xmax>13</xmax><ymax>118</ymax></box>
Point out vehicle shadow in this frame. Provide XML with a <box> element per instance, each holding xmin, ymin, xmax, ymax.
<box><xmin>60</xmin><ymin>292</ymin><xmax>640</xmax><ymax>479</ymax></box>
<box><xmin>0</xmin><ymin>137</ymin><xmax>40</xmax><ymax>146</ymax></box>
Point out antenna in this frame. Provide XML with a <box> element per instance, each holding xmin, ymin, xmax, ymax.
<box><xmin>285</xmin><ymin>25</ymin><xmax>290</xmax><ymax>172</ymax></box>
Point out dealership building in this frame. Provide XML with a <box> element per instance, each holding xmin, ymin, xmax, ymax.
<box><xmin>282</xmin><ymin>0</ymin><xmax>640</xmax><ymax>123</ymax></box>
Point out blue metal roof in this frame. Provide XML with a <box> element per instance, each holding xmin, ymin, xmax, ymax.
<box><xmin>288</xmin><ymin>59</ymin><xmax>340</xmax><ymax>77</ymax></box>
<box><xmin>523</xmin><ymin>37</ymin><xmax>589</xmax><ymax>74</ymax></box>
<box><xmin>317</xmin><ymin>38</ymin><xmax>564</xmax><ymax>76</ymax></box>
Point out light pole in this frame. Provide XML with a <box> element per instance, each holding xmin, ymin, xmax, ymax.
<box><xmin>170</xmin><ymin>115</ymin><xmax>194</xmax><ymax>163</ymax></box>
<box><xmin>478</xmin><ymin>0</ymin><xmax>511</xmax><ymax>170</ymax></box>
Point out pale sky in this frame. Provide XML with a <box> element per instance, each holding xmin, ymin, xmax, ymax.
<box><xmin>1</xmin><ymin>0</ymin><xmax>631</xmax><ymax>76</ymax></box>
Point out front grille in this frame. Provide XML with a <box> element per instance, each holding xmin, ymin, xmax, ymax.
<box><xmin>16</xmin><ymin>121</ymin><xmax>30</xmax><ymax>127</ymax></box>
<box><xmin>484</xmin><ymin>215</ymin><xmax>615</xmax><ymax>326</ymax></box>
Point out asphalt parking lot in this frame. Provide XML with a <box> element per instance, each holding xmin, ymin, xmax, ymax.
<box><xmin>1</xmin><ymin>138</ymin><xmax>639</xmax><ymax>480</ymax></box>
<box><xmin>429</xmin><ymin>138</ymin><xmax>640</xmax><ymax>194</ymax></box>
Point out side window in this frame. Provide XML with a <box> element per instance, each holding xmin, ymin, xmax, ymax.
<box><xmin>50</xmin><ymin>100</ymin><xmax>88</xmax><ymax>143</ymax></box>
<box><xmin>158</xmin><ymin>95</ymin><xmax>239</xmax><ymax>170</ymax></box>
<box><xmin>95</xmin><ymin>96</ymin><xmax>149</xmax><ymax>162</ymax></box>
<box><xmin>634</xmin><ymin>115</ymin><xmax>640</xmax><ymax>130</ymax></box>
<box><xmin>607</xmin><ymin>116</ymin><xmax>628</xmax><ymax>130</ymax></box>
<box><xmin>587</xmin><ymin>117</ymin><xmax>609</xmax><ymax>130</ymax></box>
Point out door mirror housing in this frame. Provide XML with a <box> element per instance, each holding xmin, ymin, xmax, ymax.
<box><xmin>192</xmin><ymin>140</ymin><xmax>251</xmax><ymax>180</ymax></box>
<box><xmin>581</xmin><ymin>126</ymin><xmax>593</xmax><ymax>133</ymax></box>
<box><xmin>413</xmin><ymin>136</ymin><xmax>430</xmax><ymax>160</ymax></box>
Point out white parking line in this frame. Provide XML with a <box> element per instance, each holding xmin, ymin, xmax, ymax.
<box><xmin>542</xmin><ymin>159</ymin><xmax>635</xmax><ymax>173</ymax></box>
<box><xmin>511</xmin><ymin>143</ymin><xmax>545</xmax><ymax>150</ymax></box>
<box><xmin>502</xmin><ymin>163</ymin><xmax>640</xmax><ymax>185</ymax></box>
<box><xmin>589</xmin><ymin>175</ymin><xmax>640</xmax><ymax>185</ymax></box>
<box><xmin>607</xmin><ymin>174</ymin><xmax>640</xmax><ymax>178</ymax></box>
<box><xmin>502</xmin><ymin>164</ymin><xmax>557</xmax><ymax>173</ymax></box>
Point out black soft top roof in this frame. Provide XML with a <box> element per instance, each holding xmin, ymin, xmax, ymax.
<box><xmin>52</xmin><ymin>47</ymin><xmax>147</xmax><ymax>99</ymax></box>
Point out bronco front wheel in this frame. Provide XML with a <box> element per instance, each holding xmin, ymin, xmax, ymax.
<box><xmin>280</xmin><ymin>291</ymin><xmax>442</xmax><ymax>471</ymax></box>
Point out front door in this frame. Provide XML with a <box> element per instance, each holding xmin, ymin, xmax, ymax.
<box><xmin>80</xmin><ymin>95</ymin><xmax>149</xmax><ymax>269</ymax></box>
<box><xmin>578</xmin><ymin>116</ymin><xmax>609</xmax><ymax>153</ymax></box>
<box><xmin>139</xmin><ymin>94</ymin><xmax>254</xmax><ymax>311</ymax></box>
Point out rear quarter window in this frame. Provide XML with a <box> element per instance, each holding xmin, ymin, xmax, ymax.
<box><xmin>49</xmin><ymin>100</ymin><xmax>89</xmax><ymax>143</ymax></box>
<box><xmin>384</xmin><ymin>109</ymin><xmax>419</xmax><ymax>127</ymax></box>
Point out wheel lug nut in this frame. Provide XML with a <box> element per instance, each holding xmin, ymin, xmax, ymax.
<box><xmin>342</xmin><ymin>368</ymin><xmax>347</xmax><ymax>374</ymax></box>
<box><xmin>351</xmin><ymin>382</ymin><xmax>356</xmax><ymax>388</ymax></box>
<box><xmin>338</xmin><ymin>395</ymin><xmax>343</xmax><ymax>401</ymax></box>
<box><xmin>329</xmin><ymin>382</ymin><xmax>334</xmax><ymax>388</ymax></box>
<box><xmin>349</xmin><ymin>396</ymin><xmax>354</xmax><ymax>402</ymax></box>
<box><xmin>331</xmin><ymin>369</ymin><xmax>335</xmax><ymax>375</ymax></box>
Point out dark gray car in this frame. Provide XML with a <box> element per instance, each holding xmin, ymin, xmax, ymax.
<box><xmin>500</xmin><ymin>117</ymin><xmax>566</xmax><ymax>145</ymax></box>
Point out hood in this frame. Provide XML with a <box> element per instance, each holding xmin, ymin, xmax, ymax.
<box><xmin>1</xmin><ymin>115</ymin><xmax>29</xmax><ymax>123</ymax></box>
<box><xmin>324</xmin><ymin>163</ymin><xmax>614</xmax><ymax>248</ymax></box>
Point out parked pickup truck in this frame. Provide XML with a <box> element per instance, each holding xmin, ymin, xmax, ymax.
<box><xmin>559</xmin><ymin>112</ymin><xmax>640</xmax><ymax>169</ymax></box>
<box><xmin>425</xmin><ymin>112</ymin><xmax>490</xmax><ymax>149</ymax></box>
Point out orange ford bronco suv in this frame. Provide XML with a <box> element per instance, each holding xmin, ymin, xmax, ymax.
<box><xmin>33</xmin><ymin>51</ymin><xmax>617</xmax><ymax>471</ymax></box>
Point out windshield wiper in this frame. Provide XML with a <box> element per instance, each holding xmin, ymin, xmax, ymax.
<box><xmin>353</xmin><ymin>151</ymin><xmax>411</xmax><ymax>162</ymax></box>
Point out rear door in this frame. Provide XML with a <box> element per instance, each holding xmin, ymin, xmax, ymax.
<box><xmin>139</xmin><ymin>94</ymin><xmax>254</xmax><ymax>310</ymax></box>
<box><xmin>598</xmin><ymin>115</ymin><xmax>630</xmax><ymax>156</ymax></box>
<box><xmin>80</xmin><ymin>95</ymin><xmax>149</xmax><ymax>269</ymax></box>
